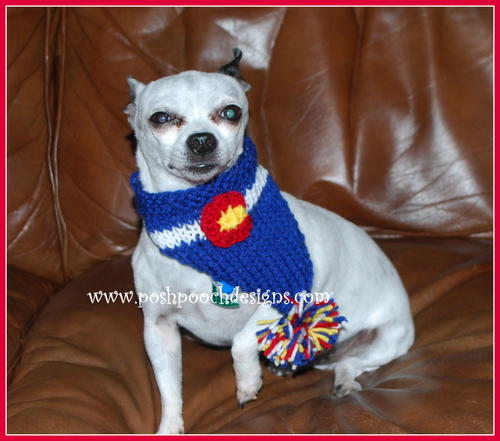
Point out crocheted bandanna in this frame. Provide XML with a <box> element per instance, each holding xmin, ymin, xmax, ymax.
<box><xmin>131</xmin><ymin>137</ymin><xmax>345</xmax><ymax>369</ymax></box>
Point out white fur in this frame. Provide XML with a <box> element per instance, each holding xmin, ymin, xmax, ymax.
<box><xmin>127</xmin><ymin>70</ymin><xmax>414</xmax><ymax>434</ymax></box>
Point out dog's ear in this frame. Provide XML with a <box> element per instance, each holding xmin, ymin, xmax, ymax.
<box><xmin>218</xmin><ymin>48</ymin><xmax>251</xmax><ymax>92</ymax></box>
<box><xmin>124</xmin><ymin>76</ymin><xmax>145</xmax><ymax>125</ymax></box>
<box><xmin>127</xmin><ymin>75</ymin><xmax>145</xmax><ymax>102</ymax></box>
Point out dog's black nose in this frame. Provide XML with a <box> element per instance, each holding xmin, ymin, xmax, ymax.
<box><xmin>186</xmin><ymin>132</ymin><xmax>217</xmax><ymax>156</ymax></box>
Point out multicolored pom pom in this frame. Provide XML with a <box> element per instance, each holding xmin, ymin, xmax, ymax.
<box><xmin>256</xmin><ymin>297</ymin><xmax>346</xmax><ymax>369</ymax></box>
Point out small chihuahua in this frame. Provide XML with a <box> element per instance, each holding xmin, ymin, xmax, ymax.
<box><xmin>126</xmin><ymin>50</ymin><xmax>414</xmax><ymax>434</ymax></box>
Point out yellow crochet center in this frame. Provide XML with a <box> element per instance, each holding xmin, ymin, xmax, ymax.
<box><xmin>217</xmin><ymin>205</ymin><xmax>247</xmax><ymax>231</ymax></box>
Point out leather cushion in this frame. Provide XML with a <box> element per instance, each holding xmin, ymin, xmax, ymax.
<box><xmin>7</xmin><ymin>238</ymin><xmax>492</xmax><ymax>434</ymax></box>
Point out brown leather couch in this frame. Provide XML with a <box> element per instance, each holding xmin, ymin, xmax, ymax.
<box><xmin>7</xmin><ymin>6</ymin><xmax>493</xmax><ymax>434</ymax></box>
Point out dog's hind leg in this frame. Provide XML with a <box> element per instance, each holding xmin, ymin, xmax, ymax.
<box><xmin>315</xmin><ymin>320</ymin><xmax>414</xmax><ymax>397</ymax></box>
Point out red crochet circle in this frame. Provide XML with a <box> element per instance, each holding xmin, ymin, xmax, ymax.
<box><xmin>200</xmin><ymin>191</ymin><xmax>253</xmax><ymax>248</ymax></box>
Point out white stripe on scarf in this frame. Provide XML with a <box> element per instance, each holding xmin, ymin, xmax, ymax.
<box><xmin>149</xmin><ymin>166</ymin><xmax>269</xmax><ymax>250</ymax></box>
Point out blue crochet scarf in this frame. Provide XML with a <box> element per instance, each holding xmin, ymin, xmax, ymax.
<box><xmin>131</xmin><ymin>137</ymin><xmax>345</xmax><ymax>368</ymax></box>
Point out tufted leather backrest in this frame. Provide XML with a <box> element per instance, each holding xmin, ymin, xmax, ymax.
<box><xmin>7</xmin><ymin>7</ymin><xmax>493</xmax><ymax>284</ymax></box>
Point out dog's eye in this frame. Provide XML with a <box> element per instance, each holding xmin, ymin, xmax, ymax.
<box><xmin>220</xmin><ymin>105</ymin><xmax>241</xmax><ymax>123</ymax></box>
<box><xmin>150</xmin><ymin>112</ymin><xmax>173</xmax><ymax>125</ymax></box>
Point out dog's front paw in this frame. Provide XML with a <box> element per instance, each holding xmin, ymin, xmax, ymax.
<box><xmin>156</xmin><ymin>414</ymin><xmax>184</xmax><ymax>434</ymax></box>
<box><xmin>236</xmin><ymin>375</ymin><xmax>262</xmax><ymax>408</ymax></box>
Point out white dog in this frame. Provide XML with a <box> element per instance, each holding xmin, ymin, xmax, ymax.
<box><xmin>126</xmin><ymin>50</ymin><xmax>414</xmax><ymax>434</ymax></box>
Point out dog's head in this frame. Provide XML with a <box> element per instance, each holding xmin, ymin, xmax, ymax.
<box><xmin>125</xmin><ymin>49</ymin><xmax>250</xmax><ymax>192</ymax></box>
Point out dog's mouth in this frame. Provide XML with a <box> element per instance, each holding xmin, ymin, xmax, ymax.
<box><xmin>186</xmin><ymin>162</ymin><xmax>217</xmax><ymax>174</ymax></box>
<box><xmin>167</xmin><ymin>160</ymin><xmax>231</xmax><ymax>185</ymax></box>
